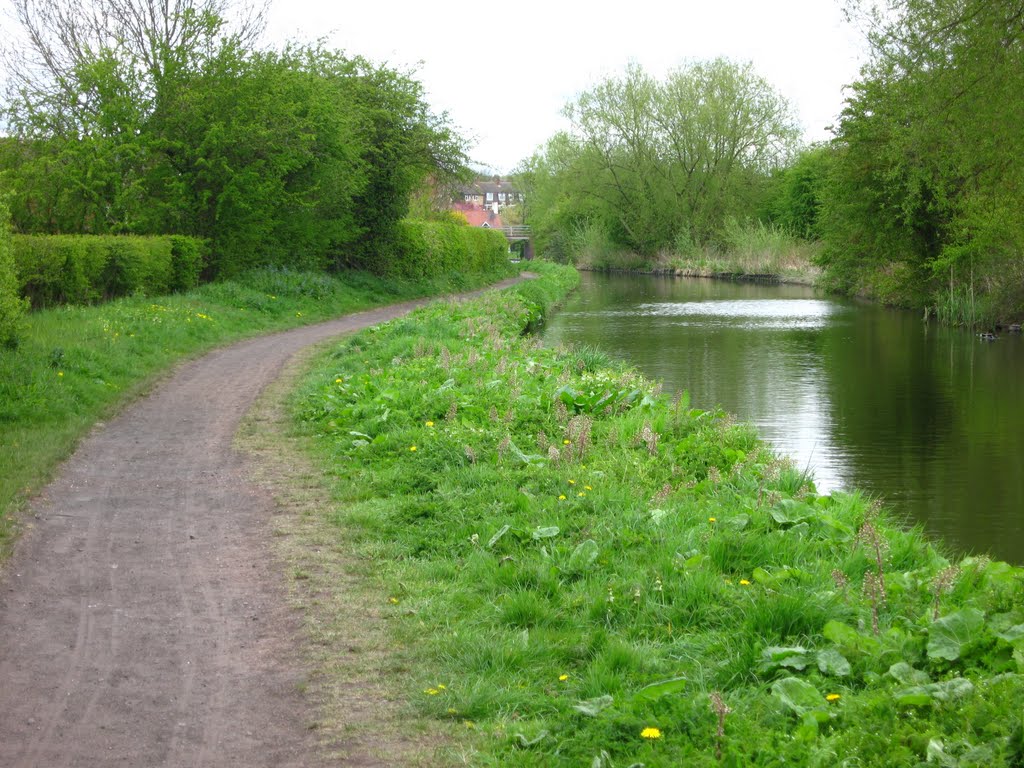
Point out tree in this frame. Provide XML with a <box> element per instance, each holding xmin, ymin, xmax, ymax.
<box><xmin>523</xmin><ymin>59</ymin><xmax>799</xmax><ymax>259</ymax></box>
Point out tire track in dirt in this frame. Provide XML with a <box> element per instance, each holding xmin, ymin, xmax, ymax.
<box><xmin>0</xmin><ymin>277</ymin><xmax>528</xmax><ymax>767</ymax></box>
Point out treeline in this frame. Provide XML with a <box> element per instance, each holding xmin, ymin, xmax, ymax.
<box><xmin>0</xmin><ymin>0</ymin><xmax>470</xmax><ymax>278</ymax></box>
<box><xmin>521</xmin><ymin>0</ymin><xmax>1024</xmax><ymax>324</ymax></box>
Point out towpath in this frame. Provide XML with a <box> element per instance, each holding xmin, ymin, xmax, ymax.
<box><xmin>0</xmin><ymin>275</ymin><xmax>529</xmax><ymax>767</ymax></box>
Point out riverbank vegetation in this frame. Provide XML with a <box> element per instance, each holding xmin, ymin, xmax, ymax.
<box><xmin>291</xmin><ymin>262</ymin><xmax>1024</xmax><ymax>766</ymax></box>
<box><xmin>520</xmin><ymin>0</ymin><xmax>1023</xmax><ymax>324</ymax></box>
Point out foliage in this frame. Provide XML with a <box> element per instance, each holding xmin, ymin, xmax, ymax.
<box><xmin>816</xmin><ymin>0</ymin><xmax>1024</xmax><ymax>323</ymax></box>
<box><xmin>292</xmin><ymin>263</ymin><xmax>1024</xmax><ymax>766</ymax></box>
<box><xmin>391</xmin><ymin>220</ymin><xmax>512</xmax><ymax>280</ymax></box>
<box><xmin>0</xmin><ymin>201</ymin><xmax>29</xmax><ymax>347</ymax></box>
<box><xmin>0</xmin><ymin>262</ymin><xmax>516</xmax><ymax>555</ymax></box>
<box><xmin>11</xmin><ymin>234</ymin><xmax>206</xmax><ymax>307</ymax></box>
<box><xmin>518</xmin><ymin>59</ymin><xmax>800</xmax><ymax>261</ymax></box>
<box><xmin>0</xmin><ymin>1</ymin><xmax>465</xmax><ymax>277</ymax></box>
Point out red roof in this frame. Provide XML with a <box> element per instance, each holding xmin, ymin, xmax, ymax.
<box><xmin>455</xmin><ymin>203</ymin><xmax>503</xmax><ymax>229</ymax></box>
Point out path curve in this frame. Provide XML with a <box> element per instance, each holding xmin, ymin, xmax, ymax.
<box><xmin>0</xmin><ymin>276</ymin><xmax>529</xmax><ymax>767</ymax></box>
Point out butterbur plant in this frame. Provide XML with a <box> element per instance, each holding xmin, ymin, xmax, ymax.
<box><xmin>930</xmin><ymin>565</ymin><xmax>960</xmax><ymax>620</ymax></box>
<box><xmin>831</xmin><ymin>569</ymin><xmax>849</xmax><ymax>601</ymax></box>
<box><xmin>710</xmin><ymin>690</ymin><xmax>730</xmax><ymax>760</ymax></box>
<box><xmin>863</xmin><ymin>572</ymin><xmax>884</xmax><ymax>636</ymax></box>
<box><xmin>856</xmin><ymin>521</ymin><xmax>889</xmax><ymax>604</ymax></box>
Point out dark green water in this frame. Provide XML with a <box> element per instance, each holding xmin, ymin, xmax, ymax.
<box><xmin>542</xmin><ymin>272</ymin><xmax>1024</xmax><ymax>564</ymax></box>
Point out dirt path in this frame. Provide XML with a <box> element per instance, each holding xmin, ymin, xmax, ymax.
<box><xmin>0</xmin><ymin>276</ymin><xmax>529</xmax><ymax>767</ymax></box>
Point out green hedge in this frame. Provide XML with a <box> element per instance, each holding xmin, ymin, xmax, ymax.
<box><xmin>12</xmin><ymin>234</ymin><xmax>207</xmax><ymax>307</ymax></box>
<box><xmin>0</xmin><ymin>202</ymin><xmax>28</xmax><ymax>346</ymax></box>
<box><xmin>390</xmin><ymin>220</ymin><xmax>510</xmax><ymax>279</ymax></box>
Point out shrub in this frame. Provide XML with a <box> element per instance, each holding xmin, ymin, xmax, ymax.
<box><xmin>390</xmin><ymin>220</ymin><xmax>510</xmax><ymax>279</ymax></box>
<box><xmin>0</xmin><ymin>201</ymin><xmax>28</xmax><ymax>347</ymax></box>
<box><xmin>12</xmin><ymin>234</ymin><xmax>206</xmax><ymax>307</ymax></box>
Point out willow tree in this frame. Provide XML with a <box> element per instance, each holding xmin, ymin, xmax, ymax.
<box><xmin>523</xmin><ymin>59</ymin><xmax>799</xmax><ymax>258</ymax></box>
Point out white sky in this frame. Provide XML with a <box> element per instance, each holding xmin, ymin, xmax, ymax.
<box><xmin>0</xmin><ymin>1</ymin><xmax>869</xmax><ymax>170</ymax></box>
<box><xmin>270</xmin><ymin>1</ymin><xmax>869</xmax><ymax>173</ymax></box>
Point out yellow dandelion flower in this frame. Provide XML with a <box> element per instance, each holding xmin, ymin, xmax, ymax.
<box><xmin>57</xmin><ymin>371</ymin><xmax>64</xmax><ymax>377</ymax></box>
<box><xmin>425</xmin><ymin>421</ymin><xmax>434</xmax><ymax>427</ymax></box>
<box><xmin>559</xmin><ymin>674</ymin><xmax>569</xmax><ymax>682</ymax></box>
<box><xmin>708</xmin><ymin>517</ymin><xmax>717</xmax><ymax>523</ymax></box>
<box><xmin>558</xmin><ymin>494</ymin><xmax>567</xmax><ymax>501</ymax></box>
<box><xmin>640</xmin><ymin>727</ymin><xmax>662</xmax><ymax>739</ymax></box>
<box><xmin>335</xmin><ymin>378</ymin><xmax>343</xmax><ymax>383</ymax></box>
<box><xmin>578</xmin><ymin>492</ymin><xmax>585</xmax><ymax>497</ymax></box>
<box><xmin>826</xmin><ymin>693</ymin><xmax>841</xmax><ymax>702</ymax></box>
<box><xmin>388</xmin><ymin>597</ymin><xmax>400</xmax><ymax>604</ymax></box>
<box><xmin>739</xmin><ymin>579</ymin><xmax>751</xmax><ymax>586</ymax></box>
<box><xmin>437</xmin><ymin>684</ymin><xmax>446</xmax><ymax>690</ymax></box>
<box><xmin>563</xmin><ymin>439</ymin><xmax>571</xmax><ymax>445</ymax></box>
<box><xmin>409</xmin><ymin>445</ymin><xmax>417</xmax><ymax>452</ymax></box>
<box><xmin>568</xmin><ymin>479</ymin><xmax>576</xmax><ymax>485</ymax></box>
<box><xmin>585</xmin><ymin>485</ymin><xmax>592</xmax><ymax>491</ymax></box>
<box><xmin>424</xmin><ymin>688</ymin><xmax>439</xmax><ymax>695</ymax></box>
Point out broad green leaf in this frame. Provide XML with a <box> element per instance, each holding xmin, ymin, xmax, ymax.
<box><xmin>816</xmin><ymin>648</ymin><xmax>852</xmax><ymax>677</ymax></box>
<box><xmin>823</xmin><ymin>620</ymin><xmax>880</xmax><ymax>654</ymax></box>
<box><xmin>927</xmin><ymin>608</ymin><xmax>985</xmax><ymax>661</ymax></box>
<box><xmin>995</xmin><ymin>624</ymin><xmax>1024</xmax><ymax>643</ymax></box>
<box><xmin>770</xmin><ymin>499</ymin><xmax>813</xmax><ymax>525</ymax></box>
<box><xmin>532</xmin><ymin>526</ymin><xmax>560</xmax><ymax>540</ymax></box>
<box><xmin>487</xmin><ymin>524</ymin><xmax>511</xmax><ymax>548</ymax></box>
<box><xmin>894</xmin><ymin>677</ymin><xmax>974</xmax><ymax>707</ymax></box>
<box><xmin>513</xmin><ymin>730</ymin><xmax>549</xmax><ymax>747</ymax></box>
<box><xmin>573</xmin><ymin>695</ymin><xmax>614</xmax><ymax>716</ymax></box>
<box><xmin>762</xmin><ymin>646</ymin><xmax>811</xmax><ymax>670</ymax></box>
<box><xmin>893</xmin><ymin>687</ymin><xmax>934</xmax><ymax>707</ymax></box>
<box><xmin>567</xmin><ymin>540</ymin><xmax>599</xmax><ymax>572</ymax></box>
<box><xmin>723</xmin><ymin>514</ymin><xmax>750</xmax><ymax>531</ymax></box>
<box><xmin>632</xmin><ymin>676</ymin><xmax>687</xmax><ymax>702</ymax></box>
<box><xmin>888</xmin><ymin>662</ymin><xmax>930</xmax><ymax>686</ymax></box>
<box><xmin>771</xmin><ymin>677</ymin><xmax>824</xmax><ymax>716</ymax></box>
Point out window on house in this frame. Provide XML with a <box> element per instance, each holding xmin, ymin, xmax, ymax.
<box><xmin>486</xmin><ymin>192</ymin><xmax>494</xmax><ymax>202</ymax></box>
<box><xmin>498</xmin><ymin>193</ymin><xmax>506</xmax><ymax>201</ymax></box>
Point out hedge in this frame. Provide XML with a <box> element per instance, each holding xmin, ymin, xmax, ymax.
<box><xmin>12</xmin><ymin>234</ymin><xmax>207</xmax><ymax>308</ymax></box>
<box><xmin>389</xmin><ymin>220</ymin><xmax>510</xmax><ymax>279</ymax></box>
<box><xmin>0</xmin><ymin>202</ymin><xmax>28</xmax><ymax>346</ymax></box>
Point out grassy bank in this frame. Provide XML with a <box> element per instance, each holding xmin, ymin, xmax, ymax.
<box><xmin>569</xmin><ymin>221</ymin><xmax>820</xmax><ymax>284</ymax></box>
<box><xmin>0</xmin><ymin>264</ymin><xmax>514</xmax><ymax>555</ymax></box>
<box><xmin>290</xmin><ymin>261</ymin><xmax>1024</xmax><ymax>766</ymax></box>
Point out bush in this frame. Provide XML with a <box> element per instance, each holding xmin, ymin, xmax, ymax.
<box><xmin>12</xmin><ymin>234</ymin><xmax>206</xmax><ymax>307</ymax></box>
<box><xmin>390</xmin><ymin>220</ymin><xmax>511</xmax><ymax>279</ymax></box>
<box><xmin>0</xmin><ymin>202</ymin><xmax>28</xmax><ymax>347</ymax></box>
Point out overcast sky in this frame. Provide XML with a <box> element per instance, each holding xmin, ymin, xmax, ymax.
<box><xmin>264</xmin><ymin>1</ymin><xmax>868</xmax><ymax>173</ymax></box>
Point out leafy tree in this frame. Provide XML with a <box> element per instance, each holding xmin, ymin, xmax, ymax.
<box><xmin>522</xmin><ymin>59</ymin><xmax>799</xmax><ymax>259</ymax></box>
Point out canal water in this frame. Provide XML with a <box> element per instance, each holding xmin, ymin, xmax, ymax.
<box><xmin>542</xmin><ymin>271</ymin><xmax>1024</xmax><ymax>564</ymax></box>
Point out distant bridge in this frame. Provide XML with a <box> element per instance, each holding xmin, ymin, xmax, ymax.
<box><xmin>499</xmin><ymin>225</ymin><xmax>534</xmax><ymax>260</ymax></box>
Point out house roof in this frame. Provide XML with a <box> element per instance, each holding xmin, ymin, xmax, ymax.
<box><xmin>461</xmin><ymin>207</ymin><xmax>504</xmax><ymax>229</ymax></box>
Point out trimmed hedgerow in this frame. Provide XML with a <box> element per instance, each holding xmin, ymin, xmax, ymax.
<box><xmin>0</xmin><ymin>202</ymin><xmax>28</xmax><ymax>347</ymax></box>
<box><xmin>391</xmin><ymin>220</ymin><xmax>511</xmax><ymax>279</ymax></box>
<box><xmin>12</xmin><ymin>234</ymin><xmax>207</xmax><ymax>307</ymax></box>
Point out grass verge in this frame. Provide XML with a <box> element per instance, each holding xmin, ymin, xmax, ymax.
<box><xmin>288</xmin><ymin>261</ymin><xmax>1024</xmax><ymax>766</ymax></box>
<box><xmin>0</xmin><ymin>264</ymin><xmax>514</xmax><ymax>557</ymax></box>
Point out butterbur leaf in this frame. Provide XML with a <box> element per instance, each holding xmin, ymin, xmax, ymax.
<box><xmin>762</xmin><ymin>646</ymin><xmax>811</xmax><ymax>670</ymax></box>
<box><xmin>771</xmin><ymin>677</ymin><xmax>824</xmax><ymax>716</ymax></box>
<box><xmin>770</xmin><ymin>499</ymin><xmax>813</xmax><ymax>525</ymax></box>
<box><xmin>567</xmin><ymin>539</ymin><xmax>599</xmax><ymax>572</ymax></box>
<box><xmin>823</xmin><ymin>620</ymin><xmax>880</xmax><ymax>654</ymax></box>
<box><xmin>927</xmin><ymin>608</ymin><xmax>985</xmax><ymax>661</ymax></box>
<box><xmin>995</xmin><ymin>624</ymin><xmax>1024</xmax><ymax>643</ymax></box>
<box><xmin>632</xmin><ymin>676</ymin><xmax>687</xmax><ymax>702</ymax></box>
<box><xmin>893</xmin><ymin>687</ymin><xmax>934</xmax><ymax>707</ymax></box>
<box><xmin>573</xmin><ymin>695</ymin><xmax>614</xmax><ymax>716</ymax></box>
<box><xmin>513</xmin><ymin>731</ymin><xmax>549</xmax><ymax>747</ymax></box>
<box><xmin>894</xmin><ymin>677</ymin><xmax>974</xmax><ymax>707</ymax></box>
<box><xmin>888</xmin><ymin>662</ymin><xmax>931</xmax><ymax>686</ymax></box>
<box><xmin>816</xmin><ymin>648</ymin><xmax>852</xmax><ymax>677</ymax></box>
<box><xmin>532</xmin><ymin>526</ymin><xmax>560</xmax><ymax>540</ymax></box>
<box><xmin>487</xmin><ymin>525</ymin><xmax>511</xmax><ymax>548</ymax></box>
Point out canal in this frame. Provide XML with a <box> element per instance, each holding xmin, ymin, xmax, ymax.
<box><xmin>542</xmin><ymin>271</ymin><xmax>1024</xmax><ymax>564</ymax></box>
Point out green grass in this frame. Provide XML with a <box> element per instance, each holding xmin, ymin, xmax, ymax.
<box><xmin>0</xmin><ymin>264</ymin><xmax>514</xmax><ymax>555</ymax></box>
<box><xmin>290</xmin><ymin>261</ymin><xmax>1024</xmax><ymax>766</ymax></box>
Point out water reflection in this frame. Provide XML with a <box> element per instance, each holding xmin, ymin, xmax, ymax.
<box><xmin>542</xmin><ymin>272</ymin><xmax>1024</xmax><ymax>563</ymax></box>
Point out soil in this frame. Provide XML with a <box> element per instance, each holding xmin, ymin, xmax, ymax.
<box><xmin>0</xmin><ymin>276</ymin><xmax>530</xmax><ymax>767</ymax></box>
